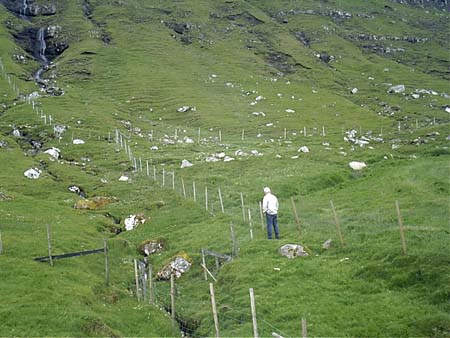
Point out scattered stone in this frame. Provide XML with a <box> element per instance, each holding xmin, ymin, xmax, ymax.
<box><xmin>68</xmin><ymin>185</ymin><xmax>86</xmax><ymax>198</ymax></box>
<box><xmin>73</xmin><ymin>196</ymin><xmax>118</xmax><ymax>210</ymax></box>
<box><xmin>157</xmin><ymin>254</ymin><xmax>192</xmax><ymax>280</ymax></box>
<box><xmin>124</xmin><ymin>213</ymin><xmax>146</xmax><ymax>231</ymax></box>
<box><xmin>151</xmin><ymin>146</ymin><xmax>158</xmax><ymax>151</ymax></box>
<box><xmin>177</xmin><ymin>106</ymin><xmax>196</xmax><ymax>113</ymax></box>
<box><xmin>139</xmin><ymin>239</ymin><xmax>165</xmax><ymax>256</ymax></box>
<box><xmin>349</xmin><ymin>161</ymin><xmax>367</xmax><ymax>170</ymax></box>
<box><xmin>0</xmin><ymin>140</ymin><xmax>8</xmax><ymax>148</ymax></box>
<box><xmin>387</xmin><ymin>84</ymin><xmax>405</xmax><ymax>94</ymax></box>
<box><xmin>44</xmin><ymin>147</ymin><xmax>60</xmax><ymax>160</ymax></box>
<box><xmin>0</xmin><ymin>192</ymin><xmax>13</xmax><ymax>201</ymax></box>
<box><xmin>351</xmin><ymin>88</ymin><xmax>358</xmax><ymax>94</ymax></box>
<box><xmin>12</xmin><ymin>128</ymin><xmax>21</xmax><ymax>137</ymax></box>
<box><xmin>279</xmin><ymin>244</ymin><xmax>309</xmax><ymax>259</ymax></box>
<box><xmin>223</xmin><ymin>156</ymin><xmax>235</xmax><ymax>162</ymax></box>
<box><xmin>285</xmin><ymin>109</ymin><xmax>295</xmax><ymax>113</ymax></box>
<box><xmin>180</xmin><ymin>159</ymin><xmax>193</xmax><ymax>168</ymax></box>
<box><xmin>322</xmin><ymin>239</ymin><xmax>332</xmax><ymax>250</ymax></box>
<box><xmin>73</xmin><ymin>139</ymin><xmax>85</xmax><ymax>145</ymax></box>
<box><xmin>298</xmin><ymin>146</ymin><xmax>309</xmax><ymax>153</ymax></box>
<box><xmin>24</xmin><ymin>168</ymin><xmax>41</xmax><ymax>179</ymax></box>
<box><xmin>118</xmin><ymin>175</ymin><xmax>129</xmax><ymax>181</ymax></box>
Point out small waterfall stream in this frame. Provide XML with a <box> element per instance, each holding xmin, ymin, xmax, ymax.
<box><xmin>19</xmin><ymin>0</ymin><xmax>29</xmax><ymax>19</ymax></box>
<box><xmin>34</xmin><ymin>27</ymin><xmax>49</xmax><ymax>84</ymax></box>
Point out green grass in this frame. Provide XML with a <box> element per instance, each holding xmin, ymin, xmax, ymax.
<box><xmin>0</xmin><ymin>0</ymin><xmax>449</xmax><ymax>336</ymax></box>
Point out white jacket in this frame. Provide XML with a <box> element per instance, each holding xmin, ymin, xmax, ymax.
<box><xmin>262</xmin><ymin>193</ymin><xmax>279</xmax><ymax>215</ymax></box>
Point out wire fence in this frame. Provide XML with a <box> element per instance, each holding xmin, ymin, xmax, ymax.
<box><xmin>1</xmin><ymin>56</ymin><xmax>449</xmax><ymax>337</ymax></box>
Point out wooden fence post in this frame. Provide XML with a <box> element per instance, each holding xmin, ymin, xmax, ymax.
<box><xmin>46</xmin><ymin>224</ymin><xmax>53</xmax><ymax>266</ymax></box>
<box><xmin>134</xmin><ymin>259</ymin><xmax>140</xmax><ymax>301</ymax></box>
<box><xmin>162</xmin><ymin>168</ymin><xmax>165</xmax><ymax>187</ymax></box>
<box><xmin>201</xmin><ymin>249</ymin><xmax>208</xmax><ymax>281</ymax></box>
<box><xmin>193</xmin><ymin>181</ymin><xmax>196</xmax><ymax>202</ymax></box>
<box><xmin>330</xmin><ymin>200</ymin><xmax>345</xmax><ymax>246</ymax></box>
<box><xmin>148</xmin><ymin>263</ymin><xmax>154</xmax><ymax>304</ymax></box>
<box><xmin>290</xmin><ymin>197</ymin><xmax>302</xmax><ymax>236</ymax></box>
<box><xmin>230</xmin><ymin>223</ymin><xmax>238</xmax><ymax>258</ymax></box>
<box><xmin>240</xmin><ymin>193</ymin><xmax>246</xmax><ymax>223</ymax></box>
<box><xmin>0</xmin><ymin>230</ymin><xmax>3</xmax><ymax>255</ymax></box>
<box><xmin>249</xmin><ymin>288</ymin><xmax>259</xmax><ymax>338</ymax></box>
<box><xmin>210</xmin><ymin>283</ymin><xmax>220</xmax><ymax>337</ymax></box>
<box><xmin>218</xmin><ymin>187</ymin><xmax>224</xmax><ymax>213</ymax></box>
<box><xmin>395</xmin><ymin>200</ymin><xmax>407</xmax><ymax>255</ymax></box>
<box><xmin>302</xmin><ymin>317</ymin><xmax>307</xmax><ymax>338</ymax></box>
<box><xmin>170</xmin><ymin>273</ymin><xmax>176</xmax><ymax>327</ymax></box>
<box><xmin>182</xmin><ymin>178</ymin><xmax>186</xmax><ymax>198</ymax></box>
<box><xmin>248</xmin><ymin>208</ymin><xmax>253</xmax><ymax>240</ymax></box>
<box><xmin>104</xmin><ymin>239</ymin><xmax>109</xmax><ymax>286</ymax></box>
<box><xmin>172</xmin><ymin>171</ymin><xmax>175</xmax><ymax>190</ymax></box>
<box><xmin>205</xmin><ymin>186</ymin><xmax>208</xmax><ymax>211</ymax></box>
<box><xmin>153</xmin><ymin>165</ymin><xmax>156</xmax><ymax>180</ymax></box>
<box><xmin>259</xmin><ymin>201</ymin><xmax>265</xmax><ymax>230</ymax></box>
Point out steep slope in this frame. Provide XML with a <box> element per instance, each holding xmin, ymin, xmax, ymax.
<box><xmin>0</xmin><ymin>0</ymin><xmax>449</xmax><ymax>336</ymax></box>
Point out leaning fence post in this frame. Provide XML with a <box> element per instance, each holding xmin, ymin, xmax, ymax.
<box><xmin>291</xmin><ymin>197</ymin><xmax>302</xmax><ymax>236</ymax></box>
<box><xmin>209</xmin><ymin>283</ymin><xmax>220</xmax><ymax>338</ymax></box>
<box><xmin>181</xmin><ymin>178</ymin><xmax>186</xmax><ymax>198</ymax></box>
<box><xmin>201</xmin><ymin>249</ymin><xmax>208</xmax><ymax>281</ymax></box>
<box><xmin>104</xmin><ymin>239</ymin><xmax>109</xmax><ymax>286</ymax></box>
<box><xmin>330</xmin><ymin>200</ymin><xmax>345</xmax><ymax>246</ymax></box>
<box><xmin>395</xmin><ymin>200</ymin><xmax>407</xmax><ymax>255</ymax></box>
<box><xmin>170</xmin><ymin>273</ymin><xmax>176</xmax><ymax>327</ymax></box>
<box><xmin>134</xmin><ymin>259</ymin><xmax>140</xmax><ymax>301</ymax></box>
<box><xmin>218</xmin><ymin>187</ymin><xmax>224</xmax><ymax>213</ymax></box>
<box><xmin>46</xmin><ymin>224</ymin><xmax>53</xmax><ymax>266</ymax></box>
<box><xmin>249</xmin><ymin>288</ymin><xmax>259</xmax><ymax>338</ymax></box>
<box><xmin>240</xmin><ymin>193</ymin><xmax>246</xmax><ymax>223</ymax></box>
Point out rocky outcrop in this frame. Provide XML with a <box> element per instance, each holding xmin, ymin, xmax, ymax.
<box><xmin>390</xmin><ymin>0</ymin><xmax>450</xmax><ymax>11</ymax></box>
<box><xmin>0</xmin><ymin>0</ymin><xmax>56</xmax><ymax>17</ymax></box>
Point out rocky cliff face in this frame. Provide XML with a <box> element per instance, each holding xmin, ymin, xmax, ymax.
<box><xmin>390</xmin><ymin>0</ymin><xmax>450</xmax><ymax>11</ymax></box>
<box><xmin>0</xmin><ymin>0</ymin><xmax>56</xmax><ymax>16</ymax></box>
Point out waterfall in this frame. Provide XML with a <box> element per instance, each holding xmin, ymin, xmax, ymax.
<box><xmin>34</xmin><ymin>27</ymin><xmax>49</xmax><ymax>83</ymax></box>
<box><xmin>37</xmin><ymin>28</ymin><xmax>48</xmax><ymax>65</ymax></box>
<box><xmin>22</xmin><ymin>0</ymin><xmax>28</xmax><ymax>16</ymax></box>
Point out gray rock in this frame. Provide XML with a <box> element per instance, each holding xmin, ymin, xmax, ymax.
<box><xmin>279</xmin><ymin>244</ymin><xmax>309</xmax><ymax>259</ymax></box>
<box><xmin>322</xmin><ymin>239</ymin><xmax>332</xmax><ymax>250</ymax></box>
<box><xmin>388</xmin><ymin>84</ymin><xmax>405</xmax><ymax>94</ymax></box>
<box><xmin>0</xmin><ymin>140</ymin><xmax>8</xmax><ymax>148</ymax></box>
<box><xmin>157</xmin><ymin>255</ymin><xmax>192</xmax><ymax>280</ymax></box>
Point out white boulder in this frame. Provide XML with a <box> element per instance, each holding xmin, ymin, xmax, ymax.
<box><xmin>24</xmin><ymin>168</ymin><xmax>41</xmax><ymax>179</ymax></box>
<box><xmin>388</xmin><ymin>84</ymin><xmax>405</xmax><ymax>94</ymax></box>
<box><xmin>348</xmin><ymin>161</ymin><xmax>367</xmax><ymax>170</ymax></box>
<box><xmin>44</xmin><ymin>147</ymin><xmax>60</xmax><ymax>160</ymax></box>
<box><xmin>180</xmin><ymin>159</ymin><xmax>193</xmax><ymax>168</ymax></box>
<box><xmin>73</xmin><ymin>139</ymin><xmax>85</xmax><ymax>145</ymax></box>
<box><xmin>118</xmin><ymin>175</ymin><xmax>129</xmax><ymax>181</ymax></box>
<box><xmin>279</xmin><ymin>244</ymin><xmax>309</xmax><ymax>259</ymax></box>
<box><xmin>298</xmin><ymin>146</ymin><xmax>309</xmax><ymax>153</ymax></box>
<box><xmin>124</xmin><ymin>214</ymin><xmax>146</xmax><ymax>231</ymax></box>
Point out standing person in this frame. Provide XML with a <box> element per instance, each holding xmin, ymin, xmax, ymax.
<box><xmin>262</xmin><ymin>187</ymin><xmax>279</xmax><ymax>239</ymax></box>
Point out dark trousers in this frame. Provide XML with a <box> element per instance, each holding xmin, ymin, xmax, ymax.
<box><xmin>266</xmin><ymin>213</ymin><xmax>279</xmax><ymax>239</ymax></box>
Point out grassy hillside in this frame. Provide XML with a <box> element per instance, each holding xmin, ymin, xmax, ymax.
<box><xmin>0</xmin><ymin>0</ymin><xmax>449</xmax><ymax>336</ymax></box>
